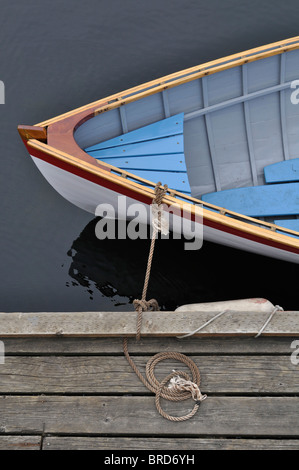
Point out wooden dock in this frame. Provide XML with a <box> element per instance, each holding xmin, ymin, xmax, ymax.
<box><xmin>0</xmin><ymin>310</ymin><xmax>299</xmax><ymax>451</ymax></box>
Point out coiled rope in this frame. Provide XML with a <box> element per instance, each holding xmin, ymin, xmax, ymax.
<box><xmin>123</xmin><ymin>338</ymin><xmax>207</xmax><ymax>421</ymax></box>
<box><xmin>123</xmin><ymin>182</ymin><xmax>207</xmax><ymax>421</ymax></box>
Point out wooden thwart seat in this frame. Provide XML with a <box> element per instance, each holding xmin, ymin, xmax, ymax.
<box><xmin>274</xmin><ymin>218</ymin><xmax>299</xmax><ymax>237</ymax></box>
<box><xmin>264</xmin><ymin>158</ymin><xmax>299</xmax><ymax>183</ymax></box>
<box><xmin>202</xmin><ymin>182</ymin><xmax>299</xmax><ymax>218</ymax></box>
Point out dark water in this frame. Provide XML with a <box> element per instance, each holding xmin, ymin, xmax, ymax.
<box><xmin>1</xmin><ymin>0</ymin><xmax>299</xmax><ymax>312</ymax></box>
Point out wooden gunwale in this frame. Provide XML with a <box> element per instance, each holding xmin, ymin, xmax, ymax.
<box><xmin>91</xmin><ymin>47</ymin><xmax>299</xmax><ymax>116</ymax></box>
<box><xmin>27</xmin><ymin>138</ymin><xmax>299</xmax><ymax>249</ymax></box>
<box><xmin>36</xmin><ymin>36</ymin><xmax>299</xmax><ymax>127</ymax></box>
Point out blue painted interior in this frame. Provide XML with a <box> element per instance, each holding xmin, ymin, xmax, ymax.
<box><xmin>85</xmin><ymin>113</ymin><xmax>191</xmax><ymax>194</ymax></box>
<box><xmin>85</xmin><ymin>113</ymin><xmax>184</xmax><ymax>150</ymax></box>
<box><xmin>76</xmin><ymin>47</ymin><xmax>299</xmax><ymax>237</ymax></box>
<box><xmin>93</xmin><ymin>154</ymin><xmax>186</xmax><ymax>172</ymax></box>
<box><xmin>264</xmin><ymin>158</ymin><xmax>299</xmax><ymax>183</ymax></box>
<box><xmin>86</xmin><ymin>135</ymin><xmax>183</xmax><ymax>158</ymax></box>
<box><xmin>274</xmin><ymin>219</ymin><xmax>299</xmax><ymax>238</ymax></box>
<box><xmin>202</xmin><ymin>182</ymin><xmax>299</xmax><ymax>217</ymax></box>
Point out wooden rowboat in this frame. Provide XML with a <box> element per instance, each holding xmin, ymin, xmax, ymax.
<box><xmin>18</xmin><ymin>37</ymin><xmax>299</xmax><ymax>263</ymax></box>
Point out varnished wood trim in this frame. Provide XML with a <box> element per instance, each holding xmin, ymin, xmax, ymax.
<box><xmin>93</xmin><ymin>46</ymin><xmax>299</xmax><ymax>116</ymax></box>
<box><xmin>18</xmin><ymin>125</ymin><xmax>47</xmax><ymax>142</ymax></box>
<box><xmin>46</xmin><ymin>104</ymin><xmax>109</xmax><ymax>171</ymax></box>
<box><xmin>27</xmin><ymin>139</ymin><xmax>299</xmax><ymax>249</ymax></box>
<box><xmin>35</xmin><ymin>37</ymin><xmax>299</xmax><ymax>127</ymax></box>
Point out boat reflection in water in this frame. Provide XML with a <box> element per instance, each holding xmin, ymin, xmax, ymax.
<box><xmin>66</xmin><ymin>218</ymin><xmax>298</xmax><ymax>311</ymax></box>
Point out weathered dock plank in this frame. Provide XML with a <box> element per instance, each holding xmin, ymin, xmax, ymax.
<box><xmin>43</xmin><ymin>436</ymin><xmax>299</xmax><ymax>451</ymax></box>
<box><xmin>0</xmin><ymin>355</ymin><xmax>297</xmax><ymax>394</ymax></box>
<box><xmin>0</xmin><ymin>310</ymin><xmax>298</xmax><ymax>336</ymax></box>
<box><xmin>0</xmin><ymin>333</ymin><xmax>298</xmax><ymax>450</ymax></box>
<box><xmin>0</xmin><ymin>435</ymin><xmax>41</xmax><ymax>450</ymax></box>
<box><xmin>0</xmin><ymin>336</ymin><xmax>295</xmax><ymax>354</ymax></box>
<box><xmin>0</xmin><ymin>395</ymin><xmax>298</xmax><ymax>436</ymax></box>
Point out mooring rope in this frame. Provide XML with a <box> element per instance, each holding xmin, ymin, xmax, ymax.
<box><xmin>255</xmin><ymin>305</ymin><xmax>284</xmax><ymax>338</ymax></box>
<box><xmin>122</xmin><ymin>182</ymin><xmax>284</xmax><ymax>420</ymax></box>
<box><xmin>123</xmin><ymin>182</ymin><xmax>207</xmax><ymax>421</ymax></box>
<box><xmin>133</xmin><ymin>181</ymin><xmax>168</xmax><ymax>341</ymax></box>
<box><xmin>177</xmin><ymin>309</ymin><xmax>228</xmax><ymax>339</ymax></box>
<box><xmin>176</xmin><ymin>305</ymin><xmax>285</xmax><ymax>339</ymax></box>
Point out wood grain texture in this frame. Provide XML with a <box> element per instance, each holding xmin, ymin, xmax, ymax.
<box><xmin>0</xmin><ymin>436</ymin><xmax>41</xmax><ymax>450</ymax></box>
<box><xmin>17</xmin><ymin>125</ymin><xmax>47</xmax><ymax>142</ymax></box>
<box><xmin>0</xmin><ymin>335</ymin><xmax>298</xmax><ymax>449</ymax></box>
<box><xmin>43</xmin><ymin>436</ymin><xmax>299</xmax><ymax>450</ymax></box>
<box><xmin>0</xmin><ymin>310</ymin><xmax>298</xmax><ymax>337</ymax></box>
<box><xmin>0</xmin><ymin>355</ymin><xmax>297</xmax><ymax>394</ymax></box>
<box><xmin>0</xmin><ymin>336</ymin><xmax>294</xmax><ymax>354</ymax></box>
<box><xmin>0</xmin><ymin>395</ymin><xmax>298</xmax><ymax>436</ymax></box>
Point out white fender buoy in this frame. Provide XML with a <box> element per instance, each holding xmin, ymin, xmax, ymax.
<box><xmin>175</xmin><ymin>298</ymin><xmax>276</xmax><ymax>313</ymax></box>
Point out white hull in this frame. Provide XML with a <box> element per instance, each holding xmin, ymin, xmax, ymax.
<box><xmin>32</xmin><ymin>155</ymin><xmax>299</xmax><ymax>263</ymax></box>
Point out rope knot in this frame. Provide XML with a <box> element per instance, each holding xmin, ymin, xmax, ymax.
<box><xmin>151</xmin><ymin>203</ymin><xmax>169</xmax><ymax>236</ymax></box>
<box><xmin>151</xmin><ymin>182</ymin><xmax>169</xmax><ymax>236</ymax></box>
<box><xmin>133</xmin><ymin>298</ymin><xmax>160</xmax><ymax>313</ymax></box>
<box><xmin>168</xmin><ymin>374</ymin><xmax>207</xmax><ymax>403</ymax></box>
<box><xmin>154</xmin><ymin>182</ymin><xmax>168</xmax><ymax>205</ymax></box>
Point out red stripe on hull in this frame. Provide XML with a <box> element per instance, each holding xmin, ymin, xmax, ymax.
<box><xmin>26</xmin><ymin>142</ymin><xmax>299</xmax><ymax>257</ymax></box>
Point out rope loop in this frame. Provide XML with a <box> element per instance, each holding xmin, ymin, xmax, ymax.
<box><xmin>255</xmin><ymin>305</ymin><xmax>284</xmax><ymax>338</ymax></box>
<box><xmin>123</xmin><ymin>337</ymin><xmax>207</xmax><ymax>422</ymax></box>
